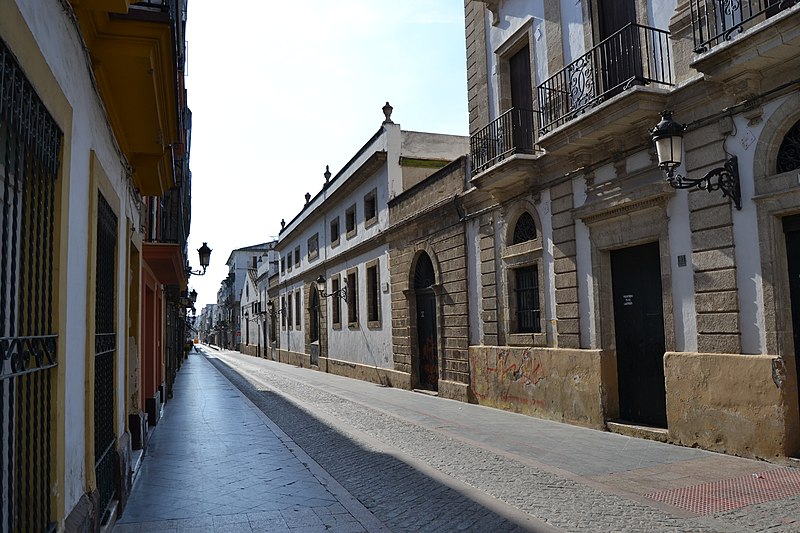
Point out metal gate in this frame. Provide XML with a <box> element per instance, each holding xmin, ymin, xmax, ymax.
<box><xmin>0</xmin><ymin>37</ymin><xmax>62</xmax><ymax>532</ymax></box>
<box><xmin>94</xmin><ymin>193</ymin><xmax>118</xmax><ymax>521</ymax></box>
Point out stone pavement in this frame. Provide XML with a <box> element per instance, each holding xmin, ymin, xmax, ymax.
<box><xmin>113</xmin><ymin>350</ymin><xmax>390</xmax><ymax>532</ymax></box>
<box><xmin>199</xmin><ymin>346</ymin><xmax>800</xmax><ymax>533</ymax></box>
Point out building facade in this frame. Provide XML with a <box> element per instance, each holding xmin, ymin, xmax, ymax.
<box><xmin>460</xmin><ymin>0</ymin><xmax>800</xmax><ymax>459</ymax></box>
<box><xmin>268</xmin><ymin>106</ymin><xmax>468</xmax><ymax>383</ymax></box>
<box><xmin>0</xmin><ymin>0</ymin><xmax>194</xmax><ymax>530</ymax></box>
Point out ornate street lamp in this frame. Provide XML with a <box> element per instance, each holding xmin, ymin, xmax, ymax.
<box><xmin>189</xmin><ymin>289</ymin><xmax>198</xmax><ymax>304</ymax></box>
<box><xmin>266</xmin><ymin>300</ymin><xmax>288</xmax><ymax>316</ymax></box>
<box><xmin>187</xmin><ymin>242</ymin><xmax>213</xmax><ymax>276</ymax></box>
<box><xmin>651</xmin><ymin>111</ymin><xmax>741</xmax><ymax>209</ymax></box>
<box><xmin>315</xmin><ymin>274</ymin><xmax>348</xmax><ymax>302</ymax></box>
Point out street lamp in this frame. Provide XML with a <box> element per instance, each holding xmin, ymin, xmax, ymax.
<box><xmin>315</xmin><ymin>274</ymin><xmax>347</xmax><ymax>302</ymax></box>
<box><xmin>651</xmin><ymin>111</ymin><xmax>741</xmax><ymax>209</ymax></box>
<box><xmin>187</xmin><ymin>242</ymin><xmax>213</xmax><ymax>276</ymax></box>
<box><xmin>189</xmin><ymin>289</ymin><xmax>197</xmax><ymax>304</ymax></box>
<box><xmin>266</xmin><ymin>300</ymin><xmax>288</xmax><ymax>316</ymax></box>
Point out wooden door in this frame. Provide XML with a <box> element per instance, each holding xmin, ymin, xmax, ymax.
<box><xmin>611</xmin><ymin>242</ymin><xmax>667</xmax><ymax>428</ymax></box>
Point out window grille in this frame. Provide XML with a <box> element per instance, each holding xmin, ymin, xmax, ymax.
<box><xmin>777</xmin><ymin>119</ymin><xmax>800</xmax><ymax>174</ymax></box>
<box><xmin>515</xmin><ymin>266</ymin><xmax>541</xmax><ymax>333</ymax></box>
<box><xmin>94</xmin><ymin>192</ymin><xmax>118</xmax><ymax>522</ymax></box>
<box><xmin>512</xmin><ymin>212</ymin><xmax>537</xmax><ymax>244</ymax></box>
<box><xmin>1</xmin><ymin>37</ymin><xmax>62</xmax><ymax>533</ymax></box>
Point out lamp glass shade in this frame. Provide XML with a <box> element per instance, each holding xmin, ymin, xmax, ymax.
<box><xmin>197</xmin><ymin>242</ymin><xmax>212</xmax><ymax>268</ymax></box>
<box><xmin>315</xmin><ymin>275</ymin><xmax>326</xmax><ymax>295</ymax></box>
<box><xmin>189</xmin><ymin>289</ymin><xmax>197</xmax><ymax>303</ymax></box>
<box><xmin>655</xmin><ymin>135</ymin><xmax>682</xmax><ymax>169</ymax></box>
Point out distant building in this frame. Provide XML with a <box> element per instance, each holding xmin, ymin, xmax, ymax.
<box><xmin>269</xmin><ymin>105</ymin><xmax>468</xmax><ymax>380</ymax></box>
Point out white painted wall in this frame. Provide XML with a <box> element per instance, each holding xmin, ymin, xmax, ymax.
<box><xmin>466</xmin><ymin>217</ymin><xmax>482</xmax><ymax>345</ymax></box>
<box><xmin>10</xmin><ymin>0</ymin><xmax>140</xmax><ymax>516</ymax></box>
<box><xmin>538</xmin><ymin>189</ymin><xmax>557</xmax><ymax>344</ymax></box>
<box><xmin>729</xmin><ymin>98</ymin><xmax>787</xmax><ymax>354</ymax></box>
<box><xmin>560</xmin><ymin>0</ymin><xmax>585</xmax><ymax>64</ymax></box>
<box><xmin>571</xmin><ymin>178</ymin><xmax>595</xmax><ymax>348</ymax></box>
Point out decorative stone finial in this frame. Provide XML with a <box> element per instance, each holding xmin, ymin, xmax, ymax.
<box><xmin>382</xmin><ymin>102</ymin><xmax>393</xmax><ymax>124</ymax></box>
<box><xmin>305</xmin><ymin>192</ymin><xmax>311</xmax><ymax>204</ymax></box>
<box><xmin>324</xmin><ymin>165</ymin><xmax>331</xmax><ymax>183</ymax></box>
<box><xmin>280</xmin><ymin>218</ymin><xmax>285</xmax><ymax>230</ymax></box>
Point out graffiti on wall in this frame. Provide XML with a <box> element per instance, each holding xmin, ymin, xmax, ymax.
<box><xmin>470</xmin><ymin>347</ymin><xmax>546</xmax><ymax>408</ymax></box>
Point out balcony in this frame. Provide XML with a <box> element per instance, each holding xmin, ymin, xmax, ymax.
<box><xmin>689</xmin><ymin>0</ymin><xmax>800</xmax><ymax>82</ymax></box>
<box><xmin>690</xmin><ymin>0</ymin><xmax>795</xmax><ymax>52</ymax></box>
<box><xmin>534</xmin><ymin>23</ymin><xmax>672</xmax><ymax>157</ymax></box>
<box><xmin>69</xmin><ymin>0</ymin><xmax>187</xmax><ymax>195</ymax></box>
<box><xmin>469</xmin><ymin>108</ymin><xmax>541</xmax><ymax>195</ymax></box>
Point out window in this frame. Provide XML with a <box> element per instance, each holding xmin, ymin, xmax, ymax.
<box><xmin>366</xmin><ymin>262</ymin><xmax>380</xmax><ymax>326</ymax></box>
<box><xmin>777</xmin><ymin>118</ymin><xmax>800</xmax><ymax>174</ymax></box>
<box><xmin>308</xmin><ymin>233</ymin><xmax>319</xmax><ymax>260</ymax></box>
<box><xmin>347</xmin><ymin>270</ymin><xmax>358</xmax><ymax>325</ymax></box>
<box><xmin>281</xmin><ymin>296</ymin><xmax>287</xmax><ymax>327</ymax></box>
<box><xmin>287</xmin><ymin>254</ymin><xmax>291</xmax><ymax>272</ymax></box>
<box><xmin>295</xmin><ymin>290</ymin><xmax>301</xmax><ymax>328</ymax></box>
<box><xmin>294</xmin><ymin>246</ymin><xmax>300</xmax><ymax>267</ymax></box>
<box><xmin>330</xmin><ymin>217</ymin><xmax>340</xmax><ymax>247</ymax></box>
<box><xmin>287</xmin><ymin>293</ymin><xmax>293</xmax><ymax>328</ymax></box>
<box><xmin>514</xmin><ymin>266</ymin><xmax>540</xmax><ymax>333</ymax></box>
<box><xmin>345</xmin><ymin>204</ymin><xmax>357</xmax><ymax>237</ymax></box>
<box><xmin>281</xmin><ymin>256</ymin><xmax>285</xmax><ymax>273</ymax></box>
<box><xmin>512</xmin><ymin>212</ymin><xmax>537</xmax><ymax>244</ymax></box>
<box><xmin>331</xmin><ymin>276</ymin><xmax>341</xmax><ymax>327</ymax></box>
<box><xmin>364</xmin><ymin>189</ymin><xmax>377</xmax><ymax>226</ymax></box>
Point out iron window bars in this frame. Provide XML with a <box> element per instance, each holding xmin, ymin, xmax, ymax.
<box><xmin>0</xmin><ymin>37</ymin><xmax>61</xmax><ymax>533</ymax></box>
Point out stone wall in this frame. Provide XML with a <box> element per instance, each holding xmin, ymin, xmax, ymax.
<box><xmin>551</xmin><ymin>181</ymin><xmax>580</xmax><ymax>348</ymax></box>
<box><xmin>469</xmin><ymin>346</ymin><xmax>608</xmax><ymax>428</ymax></box>
<box><xmin>665</xmin><ymin>352</ymin><xmax>790</xmax><ymax>458</ymax></box>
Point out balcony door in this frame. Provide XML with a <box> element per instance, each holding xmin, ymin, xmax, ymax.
<box><xmin>597</xmin><ymin>0</ymin><xmax>642</xmax><ymax>96</ymax></box>
<box><xmin>509</xmin><ymin>45</ymin><xmax>534</xmax><ymax>153</ymax></box>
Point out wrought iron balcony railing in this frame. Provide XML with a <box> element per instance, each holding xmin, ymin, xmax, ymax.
<box><xmin>537</xmin><ymin>23</ymin><xmax>673</xmax><ymax>135</ymax></box>
<box><xmin>470</xmin><ymin>107</ymin><xmax>537</xmax><ymax>174</ymax></box>
<box><xmin>690</xmin><ymin>0</ymin><xmax>797</xmax><ymax>52</ymax></box>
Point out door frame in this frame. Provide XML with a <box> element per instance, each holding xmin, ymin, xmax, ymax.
<box><xmin>579</xmin><ymin>198</ymin><xmax>676</xmax><ymax>423</ymax></box>
<box><xmin>405</xmin><ymin>248</ymin><xmax>444</xmax><ymax>391</ymax></box>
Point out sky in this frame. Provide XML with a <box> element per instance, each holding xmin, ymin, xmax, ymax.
<box><xmin>185</xmin><ymin>1</ymin><xmax>470</xmax><ymax>310</ymax></box>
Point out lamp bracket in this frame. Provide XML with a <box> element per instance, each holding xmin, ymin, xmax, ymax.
<box><xmin>319</xmin><ymin>286</ymin><xmax>348</xmax><ymax>303</ymax></box>
<box><xmin>187</xmin><ymin>266</ymin><xmax>208</xmax><ymax>277</ymax></box>
<box><xmin>665</xmin><ymin>156</ymin><xmax>741</xmax><ymax>210</ymax></box>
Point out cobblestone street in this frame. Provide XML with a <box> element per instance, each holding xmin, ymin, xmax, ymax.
<box><xmin>183</xmin><ymin>347</ymin><xmax>800</xmax><ymax>532</ymax></box>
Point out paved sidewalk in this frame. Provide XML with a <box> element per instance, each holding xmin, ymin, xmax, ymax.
<box><xmin>114</xmin><ymin>352</ymin><xmax>389</xmax><ymax>532</ymax></box>
<box><xmin>203</xmin><ymin>347</ymin><xmax>800</xmax><ymax>532</ymax></box>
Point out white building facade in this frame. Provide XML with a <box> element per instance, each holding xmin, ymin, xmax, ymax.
<box><xmin>270</xmin><ymin>107</ymin><xmax>468</xmax><ymax>384</ymax></box>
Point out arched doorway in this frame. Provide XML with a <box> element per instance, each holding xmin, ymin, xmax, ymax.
<box><xmin>414</xmin><ymin>252</ymin><xmax>438</xmax><ymax>391</ymax></box>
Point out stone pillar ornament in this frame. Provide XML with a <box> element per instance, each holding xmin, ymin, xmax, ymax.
<box><xmin>382</xmin><ymin>102</ymin><xmax>393</xmax><ymax>124</ymax></box>
<box><xmin>305</xmin><ymin>192</ymin><xmax>311</xmax><ymax>205</ymax></box>
<box><xmin>280</xmin><ymin>219</ymin><xmax>285</xmax><ymax>230</ymax></box>
<box><xmin>324</xmin><ymin>165</ymin><xmax>331</xmax><ymax>184</ymax></box>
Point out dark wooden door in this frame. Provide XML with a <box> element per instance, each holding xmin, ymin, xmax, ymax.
<box><xmin>416</xmin><ymin>291</ymin><xmax>438</xmax><ymax>391</ymax></box>
<box><xmin>509</xmin><ymin>45</ymin><xmax>534</xmax><ymax>153</ymax></box>
<box><xmin>783</xmin><ymin>216</ymin><xmax>800</xmax><ymax>431</ymax></box>
<box><xmin>597</xmin><ymin>0</ymin><xmax>641</xmax><ymax>95</ymax></box>
<box><xmin>611</xmin><ymin>242</ymin><xmax>667</xmax><ymax>428</ymax></box>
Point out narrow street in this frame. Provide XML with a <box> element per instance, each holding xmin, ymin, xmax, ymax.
<box><xmin>115</xmin><ymin>347</ymin><xmax>800</xmax><ymax>532</ymax></box>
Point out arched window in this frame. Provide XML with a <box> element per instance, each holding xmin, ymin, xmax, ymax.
<box><xmin>512</xmin><ymin>212</ymin><xmax>537</xmax><ymax>244</ymax></box>
<box><xmin>414</xmin><ymin>252</ymin><xmax>435</xmax><ymax>290</ymax></box>
<box><xmin>777</xmin><ymin>119</ymin><xmax>800</xmax><ymax>174</ymax></box>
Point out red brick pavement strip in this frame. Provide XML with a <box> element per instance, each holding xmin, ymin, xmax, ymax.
<box><xmin>645</xmin><ymin>468</ymin><xmax>800</xmax><ymax>515</ymax></box>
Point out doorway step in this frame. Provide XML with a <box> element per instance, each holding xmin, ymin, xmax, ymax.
<box><xmin>607</xmin><ymin>420</ymin><xmax>668</xmax><ymax>443</ymax></box>
<box><xmin>412</xmin><ymin>389</ymin><xmax>439</xmax><ymax>397</ymax></box>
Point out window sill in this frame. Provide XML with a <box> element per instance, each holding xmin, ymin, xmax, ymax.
<box><xmin>348</xmin><ymin>322</ymin><xmax>359</xmax><ymax>330</ymax></box>
<box><xmin>332</xmin><ymin>323</ymin><xmax>342</xmax><ymax>330</ymax></box>
<box><xmin>367</xmin><ymin>320</ymin><xmax>381</xmax><ymax>330</ymax></box>
<box><xmin>365</xmin><ymin>216</ymin><xmax>378</xmax><ymax>230</ymax></box>
<box><xmin>346</xmin><ymin>229</ymin><xmax>357</xmax><ymax>240</ymax></box>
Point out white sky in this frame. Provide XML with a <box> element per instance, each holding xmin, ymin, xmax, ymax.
<box><xmin>186</xmin><ymin>1</ymin><xmax>469</xmax><ymax>309</ymax></box>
